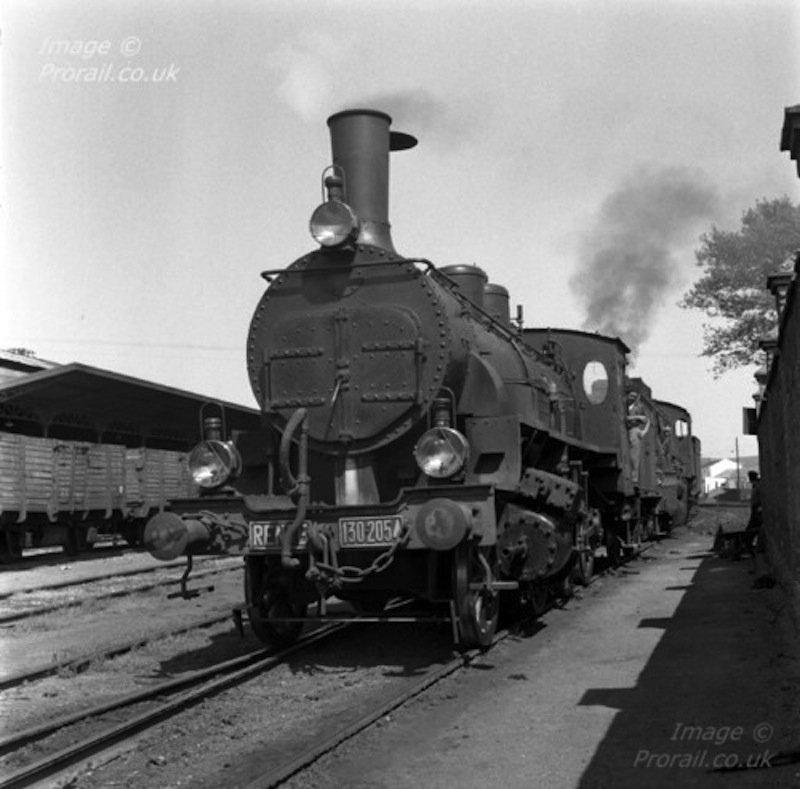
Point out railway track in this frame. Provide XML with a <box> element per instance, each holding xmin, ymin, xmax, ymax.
<box><xmin>0</xmin><ymin>616</ymin><xmax>509</xmax><ymax>789</ymax></box>
<box><xmin>0</xmin><ymin>558</ymin><xmax>242</xmax><ymax>624</ymax></box>
<box><xmin>0</xmin><ymin>558</ymin><xmax>191</xmax><ymax>600</ymax></box>
<box><xmin>0</xmin><ymin>610</ymin><xmax>237</xmax><ymax>692</ymax></box>
<box><xmin>244</xmin><ymin>628</ymin><xmax>511</xmax><ymax>789</ymax></box>
<box><xmin>0</xmin><ymin>623</ymin><xmax>350</xmax><ymax>789</ymax></box>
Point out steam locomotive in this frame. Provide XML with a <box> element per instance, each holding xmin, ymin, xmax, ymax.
<box><xmin>144</xmin><ymin>109</ymin><xmax>699</xmax><ymax>650</ymax></box>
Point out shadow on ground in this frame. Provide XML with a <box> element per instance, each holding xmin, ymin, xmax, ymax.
<box><xmin>577</xmin><ymin>543</ymin><xmax>800</xmax><ymax>788</ymax></box>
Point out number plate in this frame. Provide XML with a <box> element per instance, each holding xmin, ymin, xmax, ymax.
<box><xmin>338</xmin><ymin>516</ymin><xmax>402</xmax><ymax>548</ymax></box>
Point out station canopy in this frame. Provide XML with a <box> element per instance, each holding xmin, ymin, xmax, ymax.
<box><xmin>0</xmin><ymin>363</ymin><xmax>261</xmax><ymax>449</ymax></box>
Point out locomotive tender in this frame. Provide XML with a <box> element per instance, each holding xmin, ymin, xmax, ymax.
<box><xmin>144</xmin><ymin>109</ymin><xmax>698</xmax><ymax>649</ymax></box>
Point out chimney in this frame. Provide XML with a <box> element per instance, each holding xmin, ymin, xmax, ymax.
<box><xmin>326</xmin><ymin>109</ymin><xmax>416</xmax><ymax>253</ymax></box>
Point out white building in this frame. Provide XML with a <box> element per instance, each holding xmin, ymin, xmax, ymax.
<box><xmin>704</xmin><ymin>460</ymin><xmax>735</xmax><ymax>493</ymax></box>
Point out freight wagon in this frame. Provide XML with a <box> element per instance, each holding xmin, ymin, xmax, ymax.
<box><xmin>0</xmin><ymin>431</ymin><xmax>196</xmax><ymax>560</ymax></box>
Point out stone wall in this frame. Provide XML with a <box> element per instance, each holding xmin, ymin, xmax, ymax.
<box><xmin>758</xmin><ymin>257</ymin><xmax>800</xmax><ymax>623</ymax></box>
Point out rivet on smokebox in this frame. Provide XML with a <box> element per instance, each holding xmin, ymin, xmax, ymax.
<box><xmin>414</xmin><ymin>498</ymin><xmax>469</xmax><ymax>550</ymax></box>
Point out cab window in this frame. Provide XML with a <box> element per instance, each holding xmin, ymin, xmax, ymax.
<box><xmin>583</xmin><ymin>361</ymin><xmax>608</xmax><ymax>405</ymax></box>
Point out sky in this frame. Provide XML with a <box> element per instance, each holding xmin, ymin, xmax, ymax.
<box><xmin>1</xmin><ymin>0</ymin><xmax>798</xmax><ymax>460</ymax></box>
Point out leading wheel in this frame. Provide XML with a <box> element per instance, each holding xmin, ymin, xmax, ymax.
<box><xmin>453</xmin><ymin>542</ymin><xmax>499</xmax><ymax>650</ymax></box>
<box><xmin>249</xmin><ymin>588</ymin><xmax>306</xmax><ymax>649</ymax></box>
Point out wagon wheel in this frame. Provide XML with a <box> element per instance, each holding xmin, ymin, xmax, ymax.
<box><xmin>121</xmin><ymin>520</ymin><xmax>144</xmax><ymax>549</ymax></box>
<box><xmin>0</xmin><ymin>531</ymin><xmax>23</xmax><ymax>564</ymax></box>
<box><xmin>572</xmin><ymin>548</ymin><xmax>595</xmax><ymax>586</ymax></box>
<box><xmin>249</xmin><ymin>588</ymin><xmax>306</xmax><ymax>649</ymax></box>
<box><xmin>453</xmin><ymin>542</ymin><xmax>499</xmax><ymax>650</ymax></box>
<box><xmin>63</xmin><ymin>525</ymin><xmax>89</xmax><ymax>557</ymax></box>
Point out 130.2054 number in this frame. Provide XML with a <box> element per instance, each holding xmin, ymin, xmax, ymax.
<box><xmin>338</xmin><ymin>517</ymin><xmax>399</xmax><ymax>547</ymax></box>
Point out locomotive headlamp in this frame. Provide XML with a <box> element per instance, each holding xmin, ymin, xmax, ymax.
<box><xmin>414</xmin><ymin>427</ymin><xmax>469</xmax><ymax>479</ymax></box>
<box><xmin>309</xmin><ymin>200</ymin><xmax>359</xmax><ymax>247</ymax></box>
<box><xmin>188</xmin><ymin>439</ymin><xmax>241</xmax><ymax>489</ymax></box>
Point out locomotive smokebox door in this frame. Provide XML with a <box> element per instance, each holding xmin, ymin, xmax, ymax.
<box><xmin>261</xmin><ymin>303</ymin><xmax>426</xmax><ymax>446</ymax></box>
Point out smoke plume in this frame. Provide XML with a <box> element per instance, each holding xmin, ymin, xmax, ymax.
<box><xmin>571</xmin><ymin>165</ymin><xmax>719</xmax><ymax>355</ymax></box>
<box><xmin>271</xmin><ymin>32</ymin><xmax>345</xmax><ymax>120</ymax></box>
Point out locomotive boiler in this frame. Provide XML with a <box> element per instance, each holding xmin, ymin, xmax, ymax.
<box><xmin>144</xmin><ymin>108</ymin><xmax>696</xmax><ymax>650</ymax></box>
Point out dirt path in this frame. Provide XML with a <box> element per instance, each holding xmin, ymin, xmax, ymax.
<box><xmin>291</xmin><ymin>514</ymin><xmax>800</xmax><ymax>789</ymax></box>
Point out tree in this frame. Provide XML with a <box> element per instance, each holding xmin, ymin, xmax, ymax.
<box><xmin>680</xmin><ymin>196</ymin><xmax>800</xmax><ymax>376</ymax></box>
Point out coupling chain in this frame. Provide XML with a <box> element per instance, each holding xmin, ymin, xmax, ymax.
<box><xmin>307</xmin><ymin>524</ymin><xmax>411</xmax><ymax>589</ymax></box>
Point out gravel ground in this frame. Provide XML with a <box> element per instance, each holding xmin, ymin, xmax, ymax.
<box><xmin>64</xmin><ymin>622</ymin><xmax>454</xmax><ymax>789</ymax></box>
<box><xmin>0</xmin><ymin>553</ymin><xmax>249</xmax><ymax>734</ymax></box>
